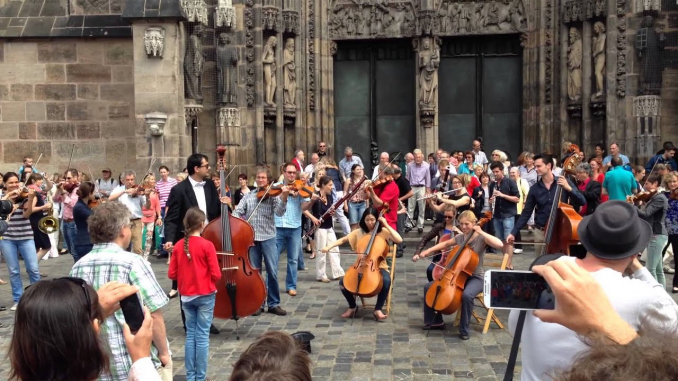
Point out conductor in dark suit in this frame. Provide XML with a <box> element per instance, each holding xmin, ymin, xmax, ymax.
<box><xmin>162</xmin><ymin>153</ymin><xmax>231</xmax><ymax>334</ymax></box>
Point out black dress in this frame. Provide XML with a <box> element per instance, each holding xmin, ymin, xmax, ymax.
<box><xmin>29</xmin><ymin>192</ymin><xmax>51</xmax><ymax>251</ymax></box>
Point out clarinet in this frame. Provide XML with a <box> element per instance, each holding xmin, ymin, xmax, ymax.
<box><xmin>491</xmin><ymin>183</ymin><xmax>499</xmax><ymax>215</ymax></box>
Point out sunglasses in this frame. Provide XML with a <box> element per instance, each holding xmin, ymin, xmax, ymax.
<box><xmin>286</xmin><ymin>171</ymin><xmax>297</xmax><ymax>174</ymax></box>
<box><xmin>25</xmin><ymin>277</ymin><xmax>92</xmax><ymax>315</ymax></box>
<box><xmin>444</xmin><ymin>215</ymin><xmax>455</xmax><ymax>219</ymax></box>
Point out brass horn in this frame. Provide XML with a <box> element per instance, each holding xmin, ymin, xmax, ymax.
<box><xmin>38</xmin><ymin>206</ymin><xmax>59</xmax><ymax>235</ymax></box>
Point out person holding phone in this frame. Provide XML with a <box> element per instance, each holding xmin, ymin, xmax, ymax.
<box><xmin>413</xmin><ymin>210</ymin><xmax>503</xmax><ymax>339</ymax></box>
<box><xmin>168</xmin><ymin>207</ymin><xmax>221</xmax><ymax>381</ymax></box>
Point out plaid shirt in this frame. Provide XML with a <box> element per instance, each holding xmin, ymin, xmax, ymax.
<box><xmin>273</xmin><ymin>181</ymin><xmax>309</xmax><ymax>229</ymax></box>
<box><xmin>70</xmin><ymin>243</ymin><xmax>169</xmax><ymax>381</ymax></box>
<box><xmin>233</xmin><ymin>191</ymin><xmax>286</xmax><ymax>241</ymax></box>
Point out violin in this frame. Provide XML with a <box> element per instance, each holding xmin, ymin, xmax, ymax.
<box><xmin>627</xmin><ymin>189</ymin><xmax>658</xmax><ymax>205</ymax></box>
<box><xmin>366</xmin><ymin>176</ymin><xmax>393</xmax><ymax>192</ymax></box>
<box><xmin>425</xmin><ymin>212</ymin><xmax>491</xmax><ymax>315</ymax></box>
<box><xmin>255</xmin><ymin>183</ymin><xmax>283</xmax><ymax>199</ymax></box>
<box><xmin>290</xmin><ymin>179</ymin><xmax>315</xmax><ymax>198</ymax></box>
<box><xmin>62</xmin><ymin>181</ymin><xmax>78</xmax><ymax>193</ymax></box>
<box><xmin>128</xmin><ymin>184</ymin><xmax>147</xmax><ymax>198</ymax></box>
<box><xmin>88</xmin><ymin>196</ymin><xmax>104</xmax><ymax>209</ymax></box>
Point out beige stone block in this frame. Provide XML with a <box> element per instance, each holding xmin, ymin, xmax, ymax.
<box><xmin>134</xmin><ymin>116</ymin><xmax>145</xmax><ymax>135</ymax></box>
<box><xmin>112</xmin><ymin>66</ymin><xmax>134</xmax><ymax>83</ymax></box>
<box><xmin>46</xmin><ymin>103</ymin><xmax>66</xmax><ymax>121</ymax></box>
<box><xmin>77</xmin><ymin>84</ymin><xmax>99</xmax><ymax>100</ymax></box>
<box><xmin>108</xmin><ymin>103</ymin><xmax>132</xmax><ymax>120</ymax></box>
<box><xmin>38</xmin><ymin>42</ymin><xmax>77</xmax><ymax>63</ymax></box>
<box><xmin>156</xmin><ymin>75</ymin><xmax>177</xmax><ymax>93</ymax></box>
<box><xmin>2</xmin><ymin>102</ymin><xmax>25</xmax><ymax>121</ymax></box>
<box><xmin>46</xmin><ymin>64</ymin><xmax>66</xmax><ymax>83</ymax></box>
<box><xmin>0</xmin><ymin>122</ymin><xmax>19</xmax><ymax>139</ymax></box>
<box><xmin>101</xmin><ymin>120</ymin><xmax>134</xmax><ymax>138</ymax></box>
<box><xmin>54</xmin><ymin>141</ymin><xmax>105</xmax><ymax>165</ymax></box>
<box><xmin>0</xmin><ymin>41</ymin><xmax>3</xmax><ymax>63</ymax></box>
<box><xmin>105</xmin><ymin>42</ymin><xmax>133</xmax><ymax>65</ymax></box>
<box><xmin>35</xmin><ymin>84</ymin><xmax>76</xmax><ymax>101</ymax></box>
<box><xmin>10</xmin><ymin>84</ymin><xmax>33</xmax><ymax>101</ymax></box>
<box><xmin>134</xmin><ymin>74</ymin><xmax>157</xmax><ymax>92</ymax></box>
<box><xmin>4</xmin><ymin>141</ymin><xmax>51</xmax><ymax>164</ymax></box>
<box><xmin>26</xmin><ymin>102</ymin><xmax>46</xmax><ymax>121</ymax></box>
<box><xmin>137</xmin><ymin>136</ymin><xmax>153</xmax><ymax>157</ymax></box>
<box><xmin>0</xmin><ymin>85</ymin><xmax>8</xmax><ymax>101</ymax></box>
<box><xmin>66</xmin><ymin>64</ymin><xmax>112</xmax><ymax>83</ymax></box>
<box><xmin>163</xmin><ymin>135</ymin><xmax>180</xmax><ymax>157</ymax></box>
<box><xmin>19</xmin><ymin>122</ymin><xmax>37</xmax><ymax>139</ymax></box>
<box><xmin>179</xmin><ymin>135</ymin><xmax>192</xmax><ymax>157</ymax></box>
<box><xmin>66</xmin><ymin>102</ymin><xmax>108</xmax><ymax>121</ymax></box>
<box><xmin>164</xmin><ymin>115</ymin><xmax>181</xmax><ymax>135</ymax></box>
<box><xmin>76</xmin><ymin>42</ymin><xmax>104</xmax><ymax>64</ymax></box>
<box><xmin>76</xmin><ymin>122</ymin><xmax>101</xmax><ymax>139</ymax></box>
<box><xmin>38</xmin><ymin>122</ymin><xmax>75</xmax><ymax>139</ymax></box>
<box><xmin>134</xmin><ymin>92</ymin><xmax>178</xmax><ymax>114</ymax></box>
<box><xmin>100</xmin><ymin>84</ymin><xmax>134</xmax><ymax>101</ymax></box>
<box><xmin>105</xmin><ymin>139</ymin><xmax>128</xmax><ymax>167</ymax></box>
<box><xmin>4</xmin><ymin>43</ymin><xmax>38</xmax><ymax>64</ymax></box>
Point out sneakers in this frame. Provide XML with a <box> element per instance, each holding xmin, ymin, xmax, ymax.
<box><xmin>268</xmin><ymin>306</ymin><xmax>287</xmax><ymax>316</ymax></box>
<box><xmin>318</xmin><ymin>278</ymin><xmax>330</xmax><ymax>283</ymax></box>
<box><xmin>10</xmin><ymin>303</ymin><xmax>17</xmax><ymax>311</ymax></box>
<box><xmin>514</xmin><ymin>248</ymin><xmax>523</xmax><ymax>254</ymax></box>
<box><xmin>167</xmin><ymin>290</ymin><xmax>178</xmax><ymax>299</ymax></box>
<box><xmin>664</xmin><ymin>266</ymin><xmax>675</xmax><ymax>274</ymax></box>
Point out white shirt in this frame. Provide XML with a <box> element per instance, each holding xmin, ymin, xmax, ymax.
<box><xmin>188</xmin><ymin>176</ymin><xmax>208</xmax><ymax>224</ymax></box>
<box><xmin>114</xmin><ymin>185</ymin><xmax>146</xmax><ymax>219</ymax></box>
<box><xmin>509</xmin><ymin>256</ymin><xmax>678</xmax><ymax>381</ymax></box>
<box><xmin>304</xmin><ymin>163</ymin><xmax>315</xmax><ymax>176</ymax></box>
<box><xmin>474</xmin><ymin>150</ymin><xmax>489</xmax><ymax>165</ymax></box>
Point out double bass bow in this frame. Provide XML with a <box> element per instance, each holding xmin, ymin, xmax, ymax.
<box><xmin>201</xmin><ymin>145</ymin><xmax>266</xmax><ymax>339</ymax></box>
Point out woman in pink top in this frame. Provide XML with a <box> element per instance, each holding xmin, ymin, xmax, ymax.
<box><xmin>141</xmin><ymin>174</ymin><xmax>162</xmax><ymax>261</ymax></box>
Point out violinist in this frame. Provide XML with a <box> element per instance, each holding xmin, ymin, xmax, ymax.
<box><xmin>633</xmin><ymin>173</ymin><xmax>669</xmax><ymax>286</ymax></box>
<box><xmin>307</xmin><ymin>176</ymin><xmax>345</xmax><ymax>283</ymax></box>
<box><xmin>663</xmin><ymin>172</ymin><xmax>678</xmax><ymax>293</ymax></box>
<box><xmin>507</xmin><ymin>154</ymin><xmax>585</xmax><ymax>245</ymax></box>
<box><xmin>109</xmin><ymin>170</ymin><xmax>147</xmax><ymax>256</ymax></box>
<box><xmin>413</xmin><ymin>211</ymin><xmax>503</xmax><ymax>338</ymax></box>
<box><xmin>414</xmin><ymin>204</ymin><xmax>461</xmax><ymax>281</ymax></box>
<box><xmin>321</xmin><ymin>207</ymin><xmax>402</xmax><ymax>321</ymax></box>
<box><xmin>73</xmin><ymin>182</ymin><xmax>95</xmax><ymax>261</ymax></box>
<box><xmin>320</xmin><ymin>157</ymin><xmax>351</xmax><ymax>234</ymax></box>
<box><xmin>366</xmin><ymin>166</ymin><xmax>399</xmax><ymax>231</ymax></box>
<box><xmin>391</xmin><ymin>164</ymin><xmax>412</xmax><ymax>258</ymax></box>
<box><xmin>233</xmin><ymin>167</ymin><xmax>289</xmax><ymax>316</ymax></box>
<box><xmin>52</xmin><ymin>168</ymin><xmax>80</xmax><ymax>260</ymax></box>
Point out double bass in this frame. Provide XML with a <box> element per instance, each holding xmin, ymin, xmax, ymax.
<box><xmin>202</xmin><ymin>145</ymin><xmax>266</xmax><ymax>336</ymax></box>
<box><xmin>425</xmin><ymin>213</ymin><xmax>491</xmax><ymax>315</ymax></box>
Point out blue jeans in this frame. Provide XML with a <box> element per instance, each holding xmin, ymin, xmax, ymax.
<box><xmin>423</xmin><ymin>277</ymin><xmax>483</xmax><ymax>335</ymax></box>
<box><xmin>348</xmin><ymin>201</ymin><xmax>367</xmax><ymax>225</ymax></box>
<box><xmin>248</xmin><ymin>238</ymin><xmax>280</xmax><ymax>308</ymax></box>
<box><xmin>276</xmin><ymin>227</ymin><xmax>301</xmax><ymax>291</ymax></box>
<box><xmin>0</xmin><ymin>239</ymin><xmax>41</xmax><ymax>303</ymax></box>
<box><xmin>492</xmin><ymin>216</ymin><xmax>515</xmax><ymax>242</ymax></box>
<box><xmin>62</xmin><ymin>220</ymin><xmax>77</xmax><ymax>260</ymax></box>
<box><xmin>182</xmin><ymin>293</ymin><xmax>216</xmax><ymax>381</ymax></box>
<box><xmin>159</xmin><ymin>208</ymin><xmax>168</xmax><ymax>256</ymax></box>
<box><xmin>339</xmin><ymin>269</ymin><xmax>391</xmax><ymax>311</ymax></box>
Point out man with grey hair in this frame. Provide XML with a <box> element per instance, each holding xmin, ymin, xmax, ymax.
<box><xmin>339</xmin><ymin>146</ymin><xmax>364</xmax><ymax>180</ymax></box>
<box><xmin>291</xmin><ymin>149</ymin><xmax>305</xmax><ymax>172</ymax></box>
<box><xmin>70</xmin><ymin>202</ymin><xmax>171</xmax><ymax>380</ymax></box>
<box><xmin>304</xmin><ymin>153</ymin><xmax>320</xmax><ymax>183</ymax></box>
<box><xmin>406</xmin><ymin>149</ymin><xmax>431</xmax><ymax>233</ymax></box>
<box><xmin>109</xmin><ymin>170</ymin><xmax>147</xmax><ymax>255</ymax></box>
<box><xmin>371</xmin><ymin>152</ymin><xmax>391</xmax><ymax>180</ymax></box>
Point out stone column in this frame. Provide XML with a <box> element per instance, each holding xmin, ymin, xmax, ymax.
<box><xmin>633</xmin><ymin>95</ymin><xmax>661</xmax><ymax>162</ymax></box>
<box><xmin>581</xmin><ymin>21</ymin><xmax>592</xmax><ymax>149</ymax></box>
<box><xmin>413</xmin><ymin>36</ymin><xmax>440</xmax><ymax>156</ymax></box>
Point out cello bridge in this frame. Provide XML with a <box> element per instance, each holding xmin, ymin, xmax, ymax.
<box><xmin>222</xmin><ymin>266</ymin><xmax>239</xmax><ymax>271</ymax></box>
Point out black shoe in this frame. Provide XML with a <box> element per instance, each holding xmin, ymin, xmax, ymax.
<box><xmin>252</xmin><ymin>308</ymin><xmax>263</xmax><ymax>316</ymax></box>
<box><xmin>405</xmin><ymin>227</ymin><xmax>412</xmax><ymax>233</ymax></box>
<box><xmin>422</xmin><ymin>323</ymin><xmax>446</xmax><ymax>331</ymax></box>
<box><xmin>396</xmin><ymin>252</ymin><xmax>403</xmax><ymax>258</ymax></box>
<box><xmin>418</xmin><ymin>227</ymin><xmax>424</xmax><ymax>233</ymax></box>
<box><xmin>157</xmin><ymin>254</ymin><xmax>168</xmax><ymax>259</ymax></box>
<box><xmin>209</xmin><ymin>325</ymin><xmax>220</xmax><ymax>335</ymax></box>
<box><xmin>459</xmin><ymin>333</ymin><xmax>470</xmax><ymax>340</ymax></box>
<box><xmin>268</xmin><ymin>306</ymin><xmax>287</xmax><ymax>316</ymax></box>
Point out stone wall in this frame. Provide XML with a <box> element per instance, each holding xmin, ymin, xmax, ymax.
<box><xmin>0</xmin><ymin>39</ymin><xmax>138</xmax><ymax>176</ymax></box>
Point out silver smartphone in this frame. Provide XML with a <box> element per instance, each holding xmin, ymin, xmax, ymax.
<box><xmin>483</xmin><ymin>270</ymin><xmax>555</xmax><ymax>310</ymax></box>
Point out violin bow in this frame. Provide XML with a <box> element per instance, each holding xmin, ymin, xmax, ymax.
<box><xmin>34</xmin><ymin>153</ymin><xmax>43</xmax><ymax>169</ymax></box>
<box><xmin>139</xmin><ymin>157</ymin><xmax>157</xmax><ymax>186</ymax></box>
<box><xmin>86</xmin><ymin>164</ymin><xmax>103</xmax><ymax>199</ymax></box>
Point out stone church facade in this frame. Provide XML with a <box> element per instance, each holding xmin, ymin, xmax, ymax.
<box><xmin>0</xmin><ymin>0</ymin><xmax>675</xmax><ymax>177</ymax></box>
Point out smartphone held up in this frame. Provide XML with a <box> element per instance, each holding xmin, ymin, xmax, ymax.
<box><xmin>484</xmin><ymin>270</ymin><xmax>555</xmax><ymax>311</ymax></box>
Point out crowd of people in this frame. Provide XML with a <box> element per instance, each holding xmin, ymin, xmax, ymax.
<box><xmin>0</xmin><ymin>137</ymin><xmax>677</xmax><ymax>380</ymax></box>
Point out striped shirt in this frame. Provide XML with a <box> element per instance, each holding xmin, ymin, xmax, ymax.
<box><xmin>273</xmin><ymin>182</ymin><xmax>309</xmax><ymax>229</ymax></box>
<box><xmin>70</xmin><ymin>243</ymin><xmax>169</xmax><ymax>381</ymax></box>
<box><xmin>155</xmin><ymin>178</ymin><xmax>178</xmax><ymax>208</ymax></box>
<box><xmin>3</xmin><ymin>207</ymin><xmax>33</xmax><ymax>240</ymax></box>
<box><xmin>233</xmin><ymin>191</ymin><xmax>286</xmax><ymax>241</ymax></box>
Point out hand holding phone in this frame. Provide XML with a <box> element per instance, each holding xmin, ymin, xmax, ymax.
<box><xmin>122</xmin><ymin>306</ymin><xmax>153</xmax><ymax>363</ymax></box>
<box><xmin>119</xmin><ymin>293</ymin><xmax>145</xmax><ymax>333</ymax></box>
<box><xmin>483</xmin><ymin>270</ymin><xmax>555</xmax><ymax>311</ymax></box>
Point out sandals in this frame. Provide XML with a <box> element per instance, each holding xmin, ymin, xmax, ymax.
<box><xmin>0</xmin><ymin>279</ymin><xmax>6</xmax><ymax>285</ymax></box>
<box><xmin>310</xmin><ymin>252</ymin><xmax>316</xmax><ymax>259</ymax></box>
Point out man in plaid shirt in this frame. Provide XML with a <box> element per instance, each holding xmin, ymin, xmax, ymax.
<box><xmin>71</xmin><ymin>202</ymin><xmax>171</xmax><ymax>381</ymax></box>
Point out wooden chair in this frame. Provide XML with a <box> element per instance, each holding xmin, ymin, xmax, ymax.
<box><xmin>359</xmin><ymin>244</ymin><xmax>397</xmax><ymax>314</ymax></box>
<box><xmin>454</xmin><ymin>252</ymin><xmax>508</xmax><ymax>334</ymax></box>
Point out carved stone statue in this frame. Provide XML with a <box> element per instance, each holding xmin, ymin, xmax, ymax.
<box><xmin>216</xmin><ymin>33</ymin><xmax>238</xmax><ymax>105</ymax></box>
<box><xmin>263</xmin><ymin>36</ymin><xmax>278</xmax><ymax>107</ymax></box>
<box><xmin>144</xmin><ymin>27</ymin><xmax>164</xmax><ymax>58</ymax></box>
<box><xmin>283</xmin><ymin>38</ymin><xmax>296</xmax><ymax>108</ymax></box>
<box><xmin>592</xmin><ymin>22</ymin><xmax>606</xmax><ymax>99</ymax></box>
<box><xmin>184</xmin><ymin>25</ymin><xmax>205</xmax><ymax>103</ymax></box>
<box><xmin>567</xmin><ymin>27</ymin><xmax>583</xmax><ymax>102</ymax></box>
<box><xmin>417</xmin><ymin>37</ymin><xmax>440</xmax><ymax>109</ymax></box>
<box><xmin>637</xmin><ymin>16</ymin><xmax>665</xmax><ymax>95</ymax></box>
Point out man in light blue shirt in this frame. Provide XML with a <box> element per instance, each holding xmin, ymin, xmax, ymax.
<box><xmin>338</xmin><ymin>146</ymin><xmax>364</xmax><ymax>180</ymax></box>
<box><xmin>603</xmin><ymin>157</ymin><xmax>638</xmax><ymax>201</ymax></box>
<box><xmin>274</xmin><ymin>163</ymin><xmax>317</xmax><ymax>296</ymax></box>
<box><xmin>602</xmin><ymin>142</ymin><xmax>630</xmax><ymax>170</ymax></box>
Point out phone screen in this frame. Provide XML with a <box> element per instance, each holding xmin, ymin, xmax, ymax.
<box><xmin>485</xmin><ymin>270</ymin><xmax>555</xmax><ymax>310</ymax></box>
<box><xmin>119</xmin><ymin>293</ymin><xmax>144</xmax><ymax>333</ymax></box>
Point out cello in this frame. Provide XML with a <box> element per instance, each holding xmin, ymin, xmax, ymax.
<box><xmin>425</xmin><ymin>212</ymin><xmax>491</xmax><ymax>315</ymax></box>
<box><xmin>343</xmin><ymin>206</ymin><xmax>391</xmax><ymax>298</ymax></box>
<box><xmin>201</xmin><ymin>145</ymin><xmax>266</xmax><ymax>337</ymax></box>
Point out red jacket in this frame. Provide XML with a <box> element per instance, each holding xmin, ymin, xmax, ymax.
<box><xmin>168</xmin><ymin>236</ymin><xmax>221</xmax><ymax>296</ymax></box>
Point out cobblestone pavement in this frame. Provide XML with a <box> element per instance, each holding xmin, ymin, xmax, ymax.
<box><xmin>0</xmin><ymin>226</ymin><xmax>676</xmax><ymax>380</ymax></box>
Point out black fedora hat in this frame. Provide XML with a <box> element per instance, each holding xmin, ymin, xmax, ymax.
<box><xmin>577</xmin><ymin>200</ymin><xmax>652</xmax><ymax>260</ymax></box>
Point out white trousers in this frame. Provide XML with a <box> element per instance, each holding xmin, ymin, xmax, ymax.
<box><xmin>333</xmin><ymin>191</ymin><xmax>352</xmax><ymax>234</ymax></box>
<box><xmin>315</xmin><ymin>228</ymin><xmax>345</xmax><ymax>280</ymax></box>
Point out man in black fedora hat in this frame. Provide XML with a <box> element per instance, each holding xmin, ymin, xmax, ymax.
<box><xmin>508</xmin><ymin>200</ymin><xmax>678</xmax><ymax>381</ymax></box>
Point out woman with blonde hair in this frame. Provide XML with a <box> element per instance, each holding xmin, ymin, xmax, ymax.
<box><xmin>489</xmin><ymin>150</ymin><xmax>510</xmax><ymax>180</ymax></box>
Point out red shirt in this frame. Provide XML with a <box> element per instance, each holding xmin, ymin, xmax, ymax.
<box><xmin>374</xmin><ymin>181</ymin><xmax>399</xmax><ymax>230</ymax></box>
<box><xmin>466</xmin><ymin>176</ymin><xmax>481</xmax><ymax>195</ymax></box>
<box><xmin>168</xmin><ymin>236</ymin><xmax>221</xmax><ymax>296</ymax></box>
<box><xmin>596</xmin><ymin>173</ymin><xmax>609</xmax><ymax>203</ymax></box>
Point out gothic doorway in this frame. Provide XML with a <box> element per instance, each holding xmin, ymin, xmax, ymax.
<box><xmin>438</xmin><ymin>35</ymin><xmax>523</xmax><ymax>160</ymax></box>
<box><xmin>334</xmin><ymin>40</ymin><xmax>416</xmax><ymax>175</ymax></box>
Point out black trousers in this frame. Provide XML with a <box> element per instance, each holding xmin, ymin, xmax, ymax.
<box><xmin>665</xmin><ymin>234</ymin><xmax>678</xmax><ymax>288</ymax></box>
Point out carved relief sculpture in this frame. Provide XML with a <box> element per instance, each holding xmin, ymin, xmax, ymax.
<box><xmin>417</xmin><ymin>37</ymin><xmax>440</xmax><ymax>110</ymax></box>
<box><xmin>215</xmin><ymin>0</ymin><xmax>236</xmax><ymax>28</ymax></box>
<box><xmin>592</xmin><ymin>22</ymin><xmax>606</xmax><ymax>99</ymax></box>
<box><xmin>181</xmin><ymin>0</ymin><xmax>208</xmax><ymax>24</ymax></box>
<box><xmin>567</xmin><ymin>27</ymin><xmax>583</xmax><ymax>102</ymax></box>
<box><xmin>263</xmin><ymin>36</ymin><xmax>278</xmax><ymax>107</ymax></box>
<box><xmin>217</xmin><ymin>33</ymin><xmax>238</xmax><ymax>105</ymax></box>
<box><xmin>184</xmin><ymin>25</ymin><xmax>205</xmax><ymax>103</ymax></box>
<box><xmin>144</xmin><ymin>27</ymin><xmax>165</xmax><ymax>58</ymax></box>
<box><xmin>283</xmin><ymin>38</ymin><xmax>297</xmax><ymax>108</ymax></box>
<box><xmin>637</xmin><ymin>16</ymin><xmax>664</xmax><ymax>96</ymax></box>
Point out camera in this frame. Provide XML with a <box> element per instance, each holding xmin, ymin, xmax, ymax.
<box><xmin>0</xmin><ymin>200</ymin><xmax>14</xmax><ymax>236</ymax></box>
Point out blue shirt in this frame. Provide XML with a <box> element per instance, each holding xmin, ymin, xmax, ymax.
<box><xmin>602</xmin><ymin>166</ymin><xmax>637</xmax><ymax>201</ymax></box>
<box><xmin>645</xmin><ymin>154</ymin><xmax>678</xmax><ymax>172</ymax></box>
<box><xmin>338</xmin><ymin>156</ymin><xmax>364</xmax><ymax>179</ymax></box>
<box><xmin>602</xmin><ymin>154</ymin><xmax>630</xmax><ymax>166</ymax></box>
<box><xmin>273</xmin><ymin>182</ymin><xmax>309</xmax><ymax>229</ymax></box>
<box><xmin>458</xmin><ymin>163</ymin><xmax>473</xmax><ymax>175</ymax></box>
<box><xmin>73</xmin><ymin>199</ymin><xmax>93</xmax><ymax>246</ymax></box>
